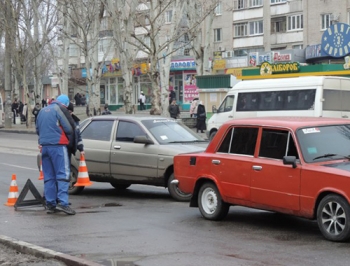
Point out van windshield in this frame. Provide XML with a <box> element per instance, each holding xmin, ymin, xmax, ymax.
<box><xmin>218</xmin><ymin>95</ymin><xmax>235</xmax><ymax>113</ymax></box>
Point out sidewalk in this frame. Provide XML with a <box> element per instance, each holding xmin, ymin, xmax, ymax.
<box><xmin>0</xmin><ymin>111</ymin><xmax>208</xmax><ymax>139</ymax></box>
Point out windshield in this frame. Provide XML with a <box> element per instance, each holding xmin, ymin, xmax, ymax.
<box><xmin>297</xmin><ymin>124</ymin><xmax>350</xmax><ymax>163</ymax></box>
<box><xmin>142</xmin><ymin>119</ymin><xmax>206</xmax><ymax>144</ymax></box>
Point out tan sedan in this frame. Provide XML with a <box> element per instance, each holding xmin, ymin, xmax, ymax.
<box><xmin>69</xmin><ymin>115</ymin><xmax>208</xmax><ymax>201</ymax></box>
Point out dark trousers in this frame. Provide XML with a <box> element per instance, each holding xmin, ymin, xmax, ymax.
<box><xmin>140</xmin><ymin>103</ymin><xmax>145</xmax><ymax>110</ymax></box>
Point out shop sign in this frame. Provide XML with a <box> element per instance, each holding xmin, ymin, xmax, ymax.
<box><xmin>248</xmin><ymin>52</ymin><xmax>258</xmax><ymax>67</ymax></box>
<box><xmin>321</xmin><ymin>23</ymin><xmax>350</xmax><ymax>58</ymax></box>
<box><xmin>260</xmin><ymin>62</ymin><xmax>300</xmax><ymax>75</ymax></box>
<box><xmin>257</xmin><ymin>53</ymin><xmax>272</xmax><ymax>65</ymax></box>
<box><xmin>225</xmin><ymin>68</ymin><xmax>243</xmax><ymax>78</ymax></box>
<box><xmin>273</xmin><ymin>52</ymin><xmax>291</xmax><ymax>62</ymax></box>
<box><xmin>170</xmin><ymin>60</ymin><xmax>196</xmax><ymax>70</ymax></box>
<box><xmin>213</xmin><ymin>59</ymin><xmax>226</xmax><ymax>70</ymax></box>
<box><xmin>213</xmin><ymin>51</ymin><xmax>223</xmax><ymax>59</ymax></box>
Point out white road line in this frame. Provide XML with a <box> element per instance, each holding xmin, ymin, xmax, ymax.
<box><xmin>0</xmin><ymin>163</ymin><xmax>37</xmax><ymax>171</ymax></box>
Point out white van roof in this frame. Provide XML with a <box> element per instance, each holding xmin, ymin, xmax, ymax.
<box><xmin>231</xmin><ymin>76</ymin><xmax>349</xmax><ymax>91</ymax></box>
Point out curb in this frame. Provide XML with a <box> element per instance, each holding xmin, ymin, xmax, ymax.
<box><xmin>0</xmin><ymin>235</ymin><xmax>102</xmax><ymax>266</ymax></box>
<box><xmin>0</xmin><ymin>129</ymin><xmax>36</xmax><ymax>134</ymax></box>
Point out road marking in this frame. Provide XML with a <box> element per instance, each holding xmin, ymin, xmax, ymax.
<box><xmin>0</xmin><ymin>163</ymin><xmax>37</xmax><ymax>171</ymax></box>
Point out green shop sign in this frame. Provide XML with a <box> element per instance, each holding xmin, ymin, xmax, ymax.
<box><xmin>260</xmin><ymin>62</ymin><xmax>300</xmax><ymax>75</ymax></box>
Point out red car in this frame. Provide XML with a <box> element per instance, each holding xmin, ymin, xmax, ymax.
<box><xmin>173</xmin><ymin>117</ymin><xmax>350</xmax><ymax>242</ymax></box>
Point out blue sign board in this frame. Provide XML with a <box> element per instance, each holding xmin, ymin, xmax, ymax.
<box><xmin>321</xmin><ymin>23</ymin><xmax>350</xmax><ymax>58</ymax></box>
<box><xmin>170</xmin><ymin>60</ymin><xmax>196</xmax><ymax>70</ymax></box>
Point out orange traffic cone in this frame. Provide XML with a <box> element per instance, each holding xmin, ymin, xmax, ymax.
<box><xmin>5</xmin><ymin>174</ymin><xmax>19</xmax><ymax>206</ymax></box>
<box><xmin>74</xmin><ymin>154</ymin><xmax>92</xmax><ymax>187</ymax></box>
<box><xmin>38</xmin><ymin>160</ymin><xmax>44</xmax><ymax>180</ymax></box>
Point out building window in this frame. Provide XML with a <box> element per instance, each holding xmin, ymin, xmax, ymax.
<box><xmin>271</xmin><ymin>0</ymin><xmax>286</xmax><ymax>4</ymax></box>
<box><xmin>215</xmin><ymin>2</ymin><xmax>222</xmax><ymax>15</ymax></box>
<box><xmin>271</xmin><ymin>17</ymin><xmax>286</xmax><ymax>33</ymax></box>
<box><xmin>69</xmin><ymin>44</ymin><xmax>79</xmax><ymax>57</ymax></box>
<box><xmin>214</xmin><ymin>28</ymin><xmax>222</xmax><ymax>42</ymax></box>
<box><xmin>321</xmin><ymin>14</ymin><xmax>331</xmax><ymax>30</ymax></box>
<box><xmin>184</xmin><ymin>33</ymin><xmax>189</xmax><ymax>42</ymax></box>
<box><xmin>287</xmin><ymin>14</ymin><xmax>303</xmax><ymax>31</ymax></box>
<box><xmin>292</xmin><ymin>44</ymin><xmax>303</xmax><ymax>49</ymax></box>
<box><xmin>250</xmin><ymin>0</ymin><xmax>262</xmax><ymax>7</ymax></box>
<box><xmin>234</xmin><ymin>23</ymin><xmax>248</xmax><ymax>37</ymax></box>
<box><xmin>234</xmin><ymin>0</ymin><xmax>247</xmax><ymax>10</ymax></box>
<box><xmin>249</xmin><ymin>20</ymin><xmax>263</xmax><ymax>35</ymax></box>
<box><xmin>165</xmin><ymin>10</ymin><xmax>173</xmax><ymax>23</ymax></box>
<box><xmin>184</xmin><ymin>48</ymin><xmax>190</xmax><ymax>56</ymax></box>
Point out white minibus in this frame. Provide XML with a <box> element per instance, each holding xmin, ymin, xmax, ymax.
<box><xmin>207</xmin><ymin>76</ymin><xmax>350</xmax><ymax>140</ymax></box>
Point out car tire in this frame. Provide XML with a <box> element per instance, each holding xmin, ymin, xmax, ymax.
<box><xmin>167</xmin><ymin>173</ymin><xmax>192</xmax><ymax>202</ymax></box>
<box><xmin>317</xmin><ymin>194</ymin><xmax>350</xmax><ymax>242</ymax></box>
<box><xmin>110</xmin><ymin>183</ymin><xmax>131</xmax><ymax>190</ymax></box>
<box><xmin>69</xmin><ymin>166</ymin><xmax>85</xmax><ymax>195</ymax></box>
<box><xmin>198</xmin><ymin>182</ymin><xmax>229</xmax><ymax>221</ymax></box>
<box><xmin>209</xmin><ymin>131</ymin><xmax>217</xmax><ymax>141</ymax></box>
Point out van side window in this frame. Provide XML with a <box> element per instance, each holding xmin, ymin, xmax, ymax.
<box><xmin>236</xmin><ymin>89</ymin><xmax>316</xmax><ymax>112</ymax></box>
<box><xmin>218</xmin><ymin>95</ymin><xmax>235</xmax><ymax>113</ymax></box>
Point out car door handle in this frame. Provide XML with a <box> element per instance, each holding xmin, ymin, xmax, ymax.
<box><xmin>114</xmin><ymin>145</ymin><xmax>121</xmax><ymax>149</ymax></box>
<box><xmin>228</xmin><ymin>116</ymin><xmax>233</xmax><ymax>118</ymax></box>
<box><xmin>212</xmin><ymin>160</ymin><xmax>221</xmax><ymax>165</ymax></box>
<box><xmin>252</xmin><ymin>165</ymin><xmax>262</xmax><ymax>171</ymax></box>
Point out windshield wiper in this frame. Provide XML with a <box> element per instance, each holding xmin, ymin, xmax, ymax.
<box><xmin>313</xmin><ymin>153</ymin><xmax>350</xmax><ymax>161</ymax></box>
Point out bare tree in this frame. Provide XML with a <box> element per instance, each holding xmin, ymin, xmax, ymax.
<box><xmin>186</xmin><ymin>1</ymin><xmax>218</xmax><ymax>76</ymax></box>
<box><xmin>57</xmin><ymin>0</ymin><xmax>111</xmax><ymax>116</ymax></box>
<box><xmin>104</xmin><ymin>0</ymin><xmax>138</xmax><ymax>114</ymax></box>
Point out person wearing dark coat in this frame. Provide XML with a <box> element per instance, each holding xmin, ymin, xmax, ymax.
<box><xmin>11</xmin><ymin>99</ymin><xmax>19</xmax><ymax>124</ymax></box>
<box><xmin>196</xmin><ymin>101</ymin><xmax>207</xmax><ymax>133</ymax></box>
<box><xmin>168</xmin><ymin>99</ymin><xmax>180</xmax><ymax>119</ymax></box>
<box><xmin>32</xmin><ymin>103</ymin><xmax>41</xmax><ymax>125</ymax></box>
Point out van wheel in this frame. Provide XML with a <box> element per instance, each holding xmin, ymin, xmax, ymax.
<box><xmin>317</xmin><ymin>194</ymin><xmax>350</xmax><ymax>242</ymax></box>
<box><xmin>198</xmin><ymin>182</ymin><xmax>229</xmax><ymax>220</ymax></box>
<box><xmin>209</xmin><ymin>131</ymin><xmax>217</xmax><ymax>141</ymax></box>
<box><xmin>69</xmin><ymin>166</ymin><xmax>85</xmax><ymax>195</ymax></box>
<box><xmin>167</xmin><ymin>173</ymin><xmax>192</xmax><ymax>202</ymax></box>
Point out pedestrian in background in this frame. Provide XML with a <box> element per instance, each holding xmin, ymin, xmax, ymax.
<box><xmin>36</xmin><ymin>94</ymin><xmax>76</xmax><ymax>215</ymax></box>
<box><xmin>168</xmin><ymin>99</ymin><xmax>180</xmax><ymax>119</ymax></box>
<box><xmin>139</xmin><ymin>91</ymin><xmax>146</xmax><ymax>110</ymax></box>
<box><xmin>32</xmin><ymin>103</ymin><xmax>41</xmax><ymax>125</ymax></box>
<box><xmin>196</xmin><ymin>101</ymin><xmax>207</xmax><ymax>133</ymax></box>
<box><xmin>80</xmin><ymin>94</ymin><xmax>86</xmax><ymax>106</ymax></box>
<box><xmin>169</xmin><ymin>90</ymin><xmax>176</xmax><ymax>104</ymax></box>
<box><xmin>11</xmin><ymin>99</ymin><xmax>19</xmax><ymax>124</ymax></box>
<box><xmin>190</xmin><ymin>97</ymin><xmax>199</xmax><ymax>118</ymax></box>
<box><xmin>41</xmin><ymin>98</ymin><xmax>47</xmax><ymax>108</ymax></box>
<box><xmin>102</xmin><ymin>104</ymin><xmax>112</xmax><ymax>115</ymax></box>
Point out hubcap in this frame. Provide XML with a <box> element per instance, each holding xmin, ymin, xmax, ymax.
<box><xmin>201</xmin><ymin>187</ymin><xmax>218</xmax><ymax>214</ymax></box>
<box><xmin>321</xmin><ymin>201</ymin><xmax>346</xmax><ymax>236</ymax></box>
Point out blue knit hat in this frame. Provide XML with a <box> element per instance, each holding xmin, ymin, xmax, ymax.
<box><xmin>56</xmin><ymin>94</ymin><xmax>69</xmax><ymax>107</ymax></box>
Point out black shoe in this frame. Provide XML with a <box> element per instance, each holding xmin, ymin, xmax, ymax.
<box><xmin>56</xmin><ymin>204</ymin><xmax>76</xmax><ymax>215</ymax></box>
<box><xmin>201</xmin><ymin>131</ymin><xmax>204</xmax><ymax>133</ymax></box>
<box><xmin>46</xmin><ymin>205</ymin><xmax>57</xmax><ymax>214</ymax></box>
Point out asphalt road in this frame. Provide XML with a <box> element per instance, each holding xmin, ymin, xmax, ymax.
<box><xmin>1</xmin><ymin>131</ymin><xmax>350</xmax><ymax>266</ymax></box>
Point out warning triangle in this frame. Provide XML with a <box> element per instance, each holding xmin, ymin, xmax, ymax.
<box><xmin>14</xmin><ymin>179</ymin><xmax>45</xmax><ymax>210</ymax></box>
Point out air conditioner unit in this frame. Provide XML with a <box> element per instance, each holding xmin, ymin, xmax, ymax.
<box><xmin>330</xmin><ymin>13</ymin><xmax>339</xmax><ymax>22</ymax></box>
<box><xmin>226</xmin><ymin>51</ymin><xmax>234</xmax><ymax>58</ymax></box>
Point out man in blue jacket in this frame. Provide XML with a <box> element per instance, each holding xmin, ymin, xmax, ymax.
<box><xmin>36</xmin><ymin>94</ymin><xmax>76</xmax><ymax>215</ymax></box>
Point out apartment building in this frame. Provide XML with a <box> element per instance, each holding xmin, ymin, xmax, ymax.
<box><xmin>212</xmin><ymin>0</ymin><xmax>350</xmax><ymax>75</ymax></box>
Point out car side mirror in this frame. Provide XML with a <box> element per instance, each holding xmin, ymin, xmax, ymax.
<box><xmin>283</xmin><ymin>156</ymin><xmax>297</xmax><ymax>168</ymax></box>
<box><xmin>212</xmin><ymin>105</ymin><xmax>217</xmax><ymax>113</ymax></box>
<box><xmin>134</xmin><ymin>135</ymin><xmax>154</xmax><ymax>145</ymax></box>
